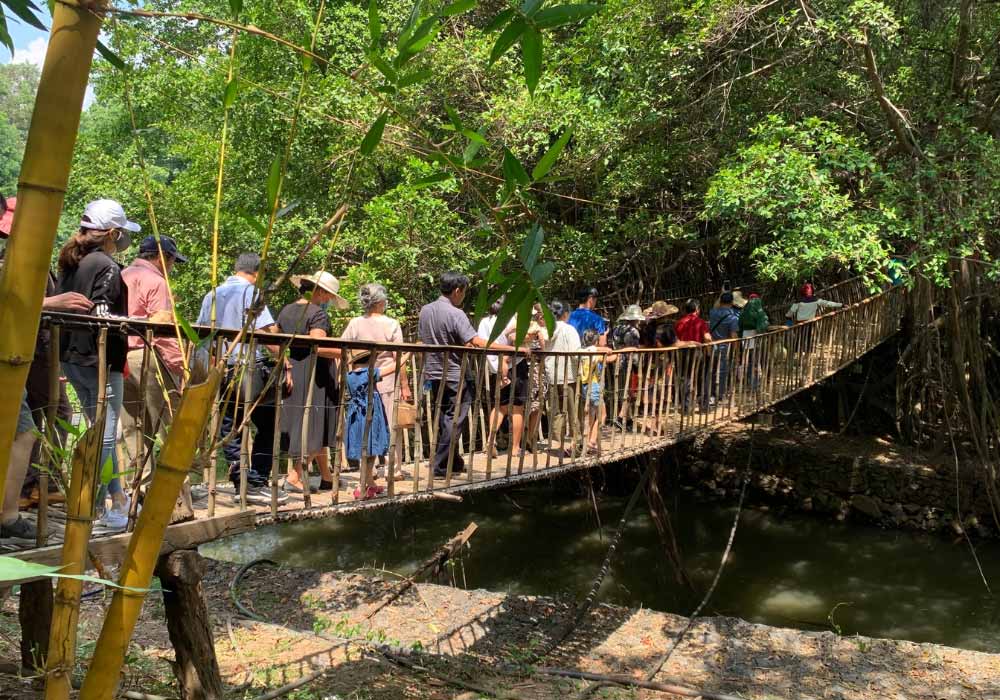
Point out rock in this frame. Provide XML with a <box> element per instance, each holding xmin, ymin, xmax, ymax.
<box><xmin>851</xmin><ymin>494</ymin><xmax>882</xmax><ymax>519</ymax></box>
<box><xmin>889</xmin><ymin>503</ymin><xmax>906</xmax><ymax>525</ymax></box>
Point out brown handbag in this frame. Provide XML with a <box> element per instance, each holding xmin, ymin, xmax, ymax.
<box><xmin>396</xmin><ymin>400</ymin><xmax>417</xmax><ymax>429</ymax></box>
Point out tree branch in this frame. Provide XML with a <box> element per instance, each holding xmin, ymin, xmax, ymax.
<box><xmin>857</xmin><ymin>33</ymin><xmax>924</xmax><ymax>159</ymax></box>
<box><xmin>951</xmin><ymin>0</ymin><xmax>975</xmax><ymax>97</ymax></box>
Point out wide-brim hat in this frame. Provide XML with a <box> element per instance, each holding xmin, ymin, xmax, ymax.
<box><xmin>732</xmin><ymin>290</ymin><xmax>749</xmax><ymax>308</ymax></box>
<box><xmin>618</xmin><ymin>304</ymin><xmax>645</xmax><ymax>322</ymax></box>
<box><xmin>345</xmin><ymin>347</ymin><xmax>373</xmax><ymax>366</ymax></box>
<box><xmin>290</xmin><ymin>271</ymin><xmax>349</xmax><ymax>310</ymax></box>
<box><xmin>643</xmin><ymin>301</ymin><xmax>680</xmax><ymax>320</ymax></box>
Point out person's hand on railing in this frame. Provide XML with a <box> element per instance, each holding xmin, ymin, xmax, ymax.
<box><xmin>43</xmin><ymin>292</ymin><xmax>93</xmax><ymax>314</ymax></box>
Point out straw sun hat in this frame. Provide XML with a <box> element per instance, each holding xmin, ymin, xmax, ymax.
<box><xmin>643</xmin><ymin>301</ymin><xmax>680</xmax><ymax>320</ymax></box>
<box><xmin>290</xmin><ymin>271</ymin><xmax>350</xmax><ymax>310</ymax></box>
<box><xmin>618</xmin><ymin>304</ymin><xmax>646</xmax><ymax>322</ymax></box>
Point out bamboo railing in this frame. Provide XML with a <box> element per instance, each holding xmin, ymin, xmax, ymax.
<box><xmin>5</xmin><ymin>279</ymin><xmax>903</xmax><ymax>546</ymax></box>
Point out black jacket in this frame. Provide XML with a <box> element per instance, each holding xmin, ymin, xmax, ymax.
<box><xmin>57</xmin><ymin>251</ymin><xmax>128</xmax><ymax>372</ymax></box>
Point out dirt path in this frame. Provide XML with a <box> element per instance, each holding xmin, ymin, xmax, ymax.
<box><xmin>1</xmin><ymin>559</ymin><xmax>997</xmax><ymax>699</ymax></box>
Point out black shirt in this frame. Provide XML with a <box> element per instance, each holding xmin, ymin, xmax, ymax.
<box><xmin>57</xmin><ymin>251</ymin><xmax>128</xmax><ymax>372</ymax></box>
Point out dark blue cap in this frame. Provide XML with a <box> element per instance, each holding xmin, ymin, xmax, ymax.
<box><xmin>139</xmin><ymin>235</ymin><xmax>187</xmax><ymax>263</ymax></box>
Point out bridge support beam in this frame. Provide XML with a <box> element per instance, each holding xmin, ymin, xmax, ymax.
<box><xmin>155</xmin><ymin>549</ymin><xmax>224</xmax><ymax>700</ymax></box>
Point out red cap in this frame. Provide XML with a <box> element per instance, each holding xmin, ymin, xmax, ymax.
<box><xmin>749</xmin><ymin>292</ymin><xmax>761</xmax><ymax>299</ymax></box>
<box><xmin>800</xmin><ymin>283</ymin><xmax>814</xmax><ymax>298</ymax></box>
<box><xmin>0</xmin><ymin>197</ymin><xmax>15</xmax><ymax>238</ymax></box>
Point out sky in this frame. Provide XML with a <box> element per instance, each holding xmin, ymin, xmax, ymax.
<box><xmin>2</xmin><ymin>9</ymin><xmax>96</xmax><ymax>107</ymax></box>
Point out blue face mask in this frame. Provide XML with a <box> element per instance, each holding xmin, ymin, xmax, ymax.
<box><xmin>318</xmin><ymin>300</ymin><xmax>331</xmax><ymax>311</ymax></box>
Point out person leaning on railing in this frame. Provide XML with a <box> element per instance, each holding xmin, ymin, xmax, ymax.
<box><xmin>418</xmin><ymin>271</ymin><xmax>527</xmax><ymax>479</ymax></box>
<box><xmin>786</xmin><ymin>283</ymin><xmax>843</xmax><ymax>353</ymax></box>
<box><xmin>674</xmin><ymin>298</ymin><xmax>713</xmax><ymax>414</ymax></box>
<box><xmin>0</xmin><ymin>194</ymin><xmax>93</xmax><ymax>540</ymax></box>
<box><xmin>56</xmin><ymin>200</ymin><xmax>142</xmax><ymax>531</ymax></box>
<box><xmin>119</xmin><ymin>235</ymin><xmax>188</xmax><ymax>487</ymax></box>
<box><xmin>197</xmin><ymin>252</ymin><xmax>293</xmax><ymax>507</ymax></box>
<box><xmin>276</xmin><ymin>271</ymin><xmax>350</xmax><ymax>496</ymax></box>
<box><xmin>543</xmin><ymin>300</ymin><xmax>582</xmax><ymax>457</ymax></box>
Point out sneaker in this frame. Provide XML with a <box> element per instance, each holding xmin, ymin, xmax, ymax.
<box><xmin>245</xmin><ymin>486</ymin><xmax>289</xmax><ymax>506</ymax></box>
<box><xmin>99</xmin><ymin>496</ymin><xmax>131</xmax><ymax>531</ymax></box>
<box><xmin>1</xmin><ymin>516</ymin><xmax>36</xmax><ymax>540</ymax></box>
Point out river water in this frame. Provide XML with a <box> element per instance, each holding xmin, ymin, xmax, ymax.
<box><xmin>202</xmin><ymin>483</ymin><xmax>1000</xmax><ymax>653</ymax></box>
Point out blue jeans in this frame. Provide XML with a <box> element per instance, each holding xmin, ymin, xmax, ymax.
<box><xmin>62</xmin><ymin>363</ymin><xmax>123</xmax><ymax>497</ymax></box>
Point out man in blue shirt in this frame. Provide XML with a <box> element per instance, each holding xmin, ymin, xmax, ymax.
<box><xmin>198</xmin><ymin>253</ymin><xmax>291</xmax><ymax>506</ymax></box>
<box><xmin>568</xmin><ymin>286</ymin><xmax>608</xmax><ymax>346</ymax></box>
<box><xmin>707</xmin><ymin>292</ymin><xmax>741</xmax><ymax>403</ymax></box>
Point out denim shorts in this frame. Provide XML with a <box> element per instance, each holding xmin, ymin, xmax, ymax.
<box><xmin>17</xmin><ymin>391</ymin><xmax>34</xmax><ymax>435</ymax></box>
<box><xmin>587</xmin><ymin>382</ymin><xmax>602</xmax><ymax>406</ymax></box>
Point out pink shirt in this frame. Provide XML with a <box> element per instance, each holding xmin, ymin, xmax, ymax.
<box><xmin>121</xmin><ymin>258</ymin><xmax>184</xmax><ymax>376</ymax></box>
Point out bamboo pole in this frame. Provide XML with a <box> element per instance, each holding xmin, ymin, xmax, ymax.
<box><xmin>409</xmin><ymin>353</ymin><xmax>421</xmax><ymax>494</ymax></box>
<box><xmin>298</xmin><ymin>347</ymin><xmax>318</xmax><ymax>510</ymax></box>
<box><xmin>0</xmin><ymin>0</ymin><xmax>103</xmax><ymax>513</ymax></box>
<box><xmin>37</xmin><ymin>326</ymin><xmax>61</xmax><ymax>548</ymax></box>
<box><xmin>333</xmin><ymin>353</ymin><xmax>348</xmax><ymax>504</ymax></box>
<box><xmin>78</xmin><ymin>369</ymin><xmax>221</xmax><ymax>700</ymax></box>
<box><xmin>387</xmin><ymin>349</ymin><xmax>403</xmax><ymax>497</ymax></box>
<box><xmin>358</xmin><ymin>351</ymin><xmax>378</xmax><ymax>497</ymax></box>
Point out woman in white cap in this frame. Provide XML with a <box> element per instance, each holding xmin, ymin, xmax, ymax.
<box><xmin>277</xmin><ymin>271</ymin><xmax>350</xmax><ymax>495</ymax></box>
<box><xmin>340</xmin><ymin>283</ymin><xmax>411</xmax><ymax>487</ymax></box>
<box><xmin>56</xmin><ymin>199</ymin><xmax>140</xmax><ymax>530</ymax></box>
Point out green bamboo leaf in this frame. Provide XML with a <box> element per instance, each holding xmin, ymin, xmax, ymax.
<box><xmin>531</xmin><ymin>261</ymin><xmax>555</xmax><ymax>286</ymax></box>
<box><xmin>403</xmin><ymin>17</ymin><xmax>440</xmax><ymax>54</ymax></box>
<box><xmin>55</xmin><ymin>417</ymin><xmax>83</xmax><ymax>438</ymax></box>
<box><xmin>462</xmin><ymin>129</ymin><xmax>488</xmax><ymax>146</ymax></box>
<box><xmin>445</xmin><ymin>104</ymin><xmax>464</xmax><ymax>132</ymax></box>
<box><xmin>490</xmin><ymin>16</ymin><xmax>526</xmax><ymax>65</ymax></box>
<box><xmin>442</xmin><ymin>0</ymin><xmax>477</xmax><ymax>16</ymax></box>
<box><xmin>0</xmin><ymin>17</ymin><xmax>13</xmax><ymax>56</ymax></box>
<box><xmin>474</xmin><ymin>252</ymin><xmax>505</xmax><ymax>321</ymax></box>
<box><xmin>3</xmin><ymin>0</ymin><xmax>46</xmax><ymax>31</ymax></box>
<box><xmin>100</xmin><ymin>455</ymin><xmax>114</xmax><ymax>486</ymax></box>
<box><xmin>368</xmin><ymin>0</ymin><xmax>382</xmax><ymax>45</ymax></box>
<box><xmin>539</xmin><ymin>293</ymin><xmax>556</xmax><ymax>335</ymax></box>
<box><xmin>96</xmin><ymin>40</ymin><xmax>127</xmax><ymax>71</ymax></box>
<box><xmin>503</xmin><ymin>148</ymin><xmax>530</xmax><ymax>189</ymax></box>
<box><xmin>398</xmin><ymin>69</ymin><xmax>432</xmax><ymax>88</ymax></box>
<box><xmin>531</xmin><ymin>127</ymin><xmax>573</xmax><ymax>181</ymax></box>
<box><xmin>396</xmin><ymin>0</ymin><xmax>424</xmax><ymax>51</ymax></box>
<box><xmin>521</xmin><ymin>27</ymin><xmax>542</xmax><ymax>95</ymax></box>
<box><xmin>266</xmin><ymin>154</ymin><xmax>282</xmax><ymax>209</ymax></box>
<box><xmin>176</xmin><ymin>315</ymin><xmax>200</xmax><ymax>345</ymax></box>
<box><xmin>371</xmin><ymin>54</ymin><xmax>398</xmax><ymax>84</ymax></box>
<box><xmin>360</xmin><ymin>112</ymin><xmax>389</xmax><ymax>155</ymax></box>
<box><xmin>463</xmin><ymin>132</ymin><xmax>485</xmax><ymax>164</ymax></box>
<box><xmin>223</xmin><ymin>78</ymin><xmax>239</xmax><ymax>109</ymax></box>
<box><xmin>520</xmin><ymin>223</ymin><xmax>543</xmax><ymax>269</ymax></box>
<box><xmin>409</xmin><ymin>172</ymin><xmax>453</xmax><ymax>189</ymax></box>
<box><xmin>533</xmin><ymin>3</ymin><xmax>600</xmax><ymax>28</ymax></box>
<box><xmin>491</xmin><ymin>278</ymin><xmax>531</xmax><ymax>343</ymax></box>
<box><xmin>0</xmin><ymin>555</ymin><xmax>161</xmax><ymax>591</ymax></box>
<box><xmin>229</xmin><ymin>0</ymin><xmax>243</xmax><ymax>18</ymax></box>
<box><xmin>301</xmin><ymin>54</ymin><xmax>314</xmax><ymax>73</ymax></box>
<box><xmin>484</xmin><ymin>7</ymin><xmax>515</xmax><ymax>32</ymax></box>
<box><xmin>236</xmin><ymin>210</ymin><xmax>267</xmax><ymax>237</ymax></box>
<box><xmin>521</xmin><ymin>0</ymin><xmax>543</xmax><ymax>16</ymax></box>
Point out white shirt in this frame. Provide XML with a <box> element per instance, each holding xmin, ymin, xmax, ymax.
<box><xmin>477</xmin><ymin>315</ymin><xmax>499</xmax><ymax>374</ymax></box>
<box><xmin>787</xmin><ymin>298</ymin><xmax>843</xmax><ymax>322</ymax></box>
<box><xmin>545</xmin><ymin>320</ymin><xmax>582</xmax><ymax>385</ymax></box>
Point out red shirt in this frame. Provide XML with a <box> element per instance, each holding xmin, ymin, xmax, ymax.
<box><xmin>675</xmin><ymin>312</ymin><xmax>709</xmax><ymax>343</ymax></box>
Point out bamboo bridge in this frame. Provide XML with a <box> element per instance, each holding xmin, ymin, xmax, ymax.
<box><xmin>7</xmin><ymin>278</ymin><xmax>903</xmax><ymax>574</ymax></box>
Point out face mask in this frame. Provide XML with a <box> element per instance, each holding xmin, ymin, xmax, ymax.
<box><xmin>318</xmin><ymin>300</ymin><xmax>332</xmax><ymax>311</ymax></box>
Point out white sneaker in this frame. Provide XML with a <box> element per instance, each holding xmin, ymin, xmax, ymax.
<box><xmin>99</xmin><ymin>496</ymin><xmax>131</xmax><ymax>531</ymax></box>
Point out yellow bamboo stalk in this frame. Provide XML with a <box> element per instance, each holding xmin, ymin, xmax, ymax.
<box><xmin>78</xmin><ymin>368</ymin><xmax>221</xmax><ymax>700</ymax></box>
<box><xmin>0</xmin><ymin>0</ymin><xmax>102</xmax><ymax>516</ymax></box>
<box><xmin>42</xmin><ymin>424</ymin><xmax>101</xmax><ymax>700</ymax></box>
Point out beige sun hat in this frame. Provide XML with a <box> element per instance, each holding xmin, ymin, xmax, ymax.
<box><xmin>643</xmin><ymin>300</ymin><xmax>680</xmax><ymax>320</ymax></box>
<box><xmin>618</xmin><ymin>304</ymin><xmax>646</xmax><ymax>322</ymax></box>
<box><xmin>290</xmin><ymin>271</ymin><xmax>350</xmax><ymax>310</ymax></box>
<box><xmin>731</xmin><ymin>290</ymin><xmax>749</xmax><ymax>308</ymax></box>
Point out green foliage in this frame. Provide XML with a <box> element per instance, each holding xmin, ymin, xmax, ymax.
<box><xmin>0</xmin><ymin>114</ymin><xmax>19</xmax><ymax>195</ymax></box>
<box><xmin>704</xmin><ymin>116</ymin><xmax>893</xmax><ymax>281</ymax></box>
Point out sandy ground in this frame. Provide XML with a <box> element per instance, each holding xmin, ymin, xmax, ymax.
<box><xmin>0</xmin><ymin>559</ymin><xmax>997</xmax><ymax>699</ymax></box>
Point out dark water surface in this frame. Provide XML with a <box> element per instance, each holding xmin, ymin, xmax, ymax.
<box><xmin>202</xmin><ymin>484</ymin><xmax>1000</xmax><ymax>652</ymax></box>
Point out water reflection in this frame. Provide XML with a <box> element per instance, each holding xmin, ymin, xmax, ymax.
<box><xmin>201</xmin><ymin>485</ymin><xmax>1000</xmax><ymax>652</ymax></box>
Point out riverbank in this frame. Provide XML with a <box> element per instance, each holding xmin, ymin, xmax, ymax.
<box><xmin>1</xmin><ymin>559</ymin><xmax>996</xmax><ymax>699</ymax></box>
<box><xmin>674</xmin><ymin>423</ymin><xmax>998</xmax><ymax>537</ymax></box>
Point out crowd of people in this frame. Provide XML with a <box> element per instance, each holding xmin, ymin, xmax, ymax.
<box><xmin>0</xmin><ymin>194</ymin><xmax>846</xmax><ymax>536</ymax></box>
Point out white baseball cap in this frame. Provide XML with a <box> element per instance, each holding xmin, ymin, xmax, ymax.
<box><xmin>80</xmin><ymin>199</ymin><xmax>140</xmax><ymax>251</ymax></box>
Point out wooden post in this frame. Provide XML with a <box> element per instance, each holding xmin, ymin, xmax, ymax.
<box><xmin>19</xmin><ymin>580</ymin><xmax>53</xmax><ymax>674</ymax></box>
<box><xmin>155</xmin><ymin>550</ymin><xmax>224</xmax><ymax>700</ymax></box>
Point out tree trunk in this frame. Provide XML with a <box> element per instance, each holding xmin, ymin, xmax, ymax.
<box><xmin>155</xmin><ymin>550</ymin><xmax>224</xmax><ymax>700</ymax></box>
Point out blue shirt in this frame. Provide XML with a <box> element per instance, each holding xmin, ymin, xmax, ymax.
<box><xmin>708</xmin><ymin>306</ymin><xmax>740</xmax><ymax>341</ymax></box>
<box><xmin>197</xmin><ymin>276</ymin><xmax>275</xmax><ymax>359</ymax></box>
<box><xmin>568</xmin><ymin>307</ymin><xmax>607</xmax><ymax>340</ymax></box>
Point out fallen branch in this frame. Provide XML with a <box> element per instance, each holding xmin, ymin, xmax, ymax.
<box><xmin>363</xmin><ymin>522</ymin><xmax>477</xmax><ymax>620</ymax></box>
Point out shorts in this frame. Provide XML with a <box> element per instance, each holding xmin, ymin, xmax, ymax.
<box><xmin>499</xmin><ymin>361</ymin><xmax>530</xmax><ymax>407</ymax></box>
<box><xmin>17</xmin><ymin>391</ymin><xmax>34</xmax><ymax>435</ymax></box>
<box><xmin>587</xmin><ymin>382</ymin><xmax>602</xmax><ymax>407</ymax></box>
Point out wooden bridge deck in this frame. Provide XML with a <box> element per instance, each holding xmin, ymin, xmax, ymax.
<box><xmin>4</xmin><ymin>281</ymin><xmax>904</xmax><ymax>573</ymax></box>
